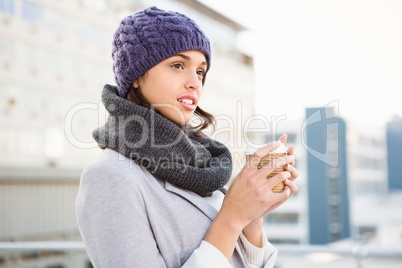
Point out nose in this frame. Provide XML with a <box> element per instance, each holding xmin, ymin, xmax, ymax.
<box><xmin>184</xmin><ymin>71</ymin><xmax>202</xmax><ymax>91</ymax></box>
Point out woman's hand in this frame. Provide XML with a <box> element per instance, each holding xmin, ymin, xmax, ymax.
<box><xmin>221</xmin><ymin>135</ymin><xmax>296</xmax><ymax>231</ymax></box>
<box><xmin>242</xmin><ymin>134</ymin><xmax>299</xmax><ymax>247</ymax></box>
<box><xmin>222</xmin><ymin>135</ymin><xmax>299</xmax><ymax>226</ymax></box>
<box><xmin>204</xmin><ymin>134</ymin><xmax>299</xmax><ymax>259</ymax></box>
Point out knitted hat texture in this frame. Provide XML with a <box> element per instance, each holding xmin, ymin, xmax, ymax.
<box><xmin>112</xmin><ymin>6</ymin><xmax>211</xmax><ymax>97</ymax></box>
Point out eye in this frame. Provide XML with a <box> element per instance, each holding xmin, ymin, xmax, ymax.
<box><xmin>197</xmin><ymin>69</ymin><xmax>206</xmax><ymax>78</ymax></box>
<box><xmin>172</xmin><ymin>63</ymin><xmax>184</xmax><ymax>69</ymax></box>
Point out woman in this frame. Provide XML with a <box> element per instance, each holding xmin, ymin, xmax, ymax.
<box><xmin>75</xmin><ymin>6</ymin><xmax>299</xmax><ymax>267</ymax></box>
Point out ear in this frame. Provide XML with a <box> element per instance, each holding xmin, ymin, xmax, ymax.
<box><xmin>133</xmin><ymin>80</ymin><xmax>139</xmax><ymax>88</ymax></box>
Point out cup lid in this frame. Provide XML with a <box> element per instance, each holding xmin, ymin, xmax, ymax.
<box><xmin>245</xmin><ymin>142</ymin><xmax>287</xmax><ymax>155</ymax></box>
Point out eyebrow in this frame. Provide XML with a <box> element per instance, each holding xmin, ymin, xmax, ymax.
<box><xmin>174</xmin><ymin>53</ymin><xmax>207</xmax><ymax>66</ymax></box>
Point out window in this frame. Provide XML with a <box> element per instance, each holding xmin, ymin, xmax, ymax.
<box><xmin>269</xmin><ymin>238</ymin><xmax>300</xmax><ymax>244</ymax></box>
<box><xmin>329</xmin><ymin>177</ymin><xmax>339</xmax><ymax>195</ymax></box>
<box><xmin>0</xmin><ymin>39</ymin><xmax>15</xmax><ymax>64</ymax></box>
<box><xmin>331</xmin><ymin>232</ymin><xmax>341</xmax><ymax>242</ymax></box>
<box><xmin>358</xmin><ymin>226</ymin><xmax>376</xmax><ymax>242</ymax></box>
<box><xmin>327</xmin><ymin>166</ymin><xmax>339</xmax><ymax>178</ymax></box>
<box><xmin>265</xmin><ymin>212</ymin><xmax>299</xmax><ymax>224</ymax></box>
<box><xmin>22</xmin><ymin>0</ymin><xmax>43</xmax><ymax>23</ymax></box>
<box><xmin>0</xmin><ymin>0</ymin><xmax>14</xmax><ymax>15</ymax></box>
<box><xmin>330</xmin><ymin>204</ymin><xmax>340</xmax><ymax>223</ymax></box>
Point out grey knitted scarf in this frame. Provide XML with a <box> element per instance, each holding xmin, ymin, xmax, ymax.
<box><xmin>93</xmin><ymin>85</ymin><xmax>232</xmax><ymax>197</ymax></box>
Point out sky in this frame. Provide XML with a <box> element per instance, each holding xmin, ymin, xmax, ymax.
<box><xmin>199</xmin><ymin>0</ymin><xmax>402</xmax><ymax>128</ymax></box>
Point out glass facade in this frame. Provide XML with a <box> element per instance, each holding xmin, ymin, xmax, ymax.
<box><xmin>305</xmin><ymin>107</ymin><xmax>350</xmax><ymax>245</ymax></box>
<box><xmin>386</xmin><ymin>120</ymin><xmax>402</xmax><ymax>190</ymax></box>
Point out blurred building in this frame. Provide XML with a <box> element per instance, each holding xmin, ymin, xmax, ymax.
<box><xmin>305</xmin><ymin>107</ymin><xmax>350</xmax><ymax>245</ymax></box>
<box><xmin>0</xmin><ymin>0</ymin><xmax>254</xmax><ymax>267</ymax></box>
<box><xmin>344</xmin><ymin>118</ymin><xmax>402</xmax><ymax>248</ymax></box>
<box><xmin>347</xmin><ymin>123</ymin><xmax>388</xmax><ymax>197</ymax></box>
<box><xmin>386</xmin><ymin>118</ymin><xmax>402</xmax><ymax>191</ymax></box>
<box><xmin>347</xmin><ymin>122</ymin><xmax>387</xmax><ymax>243</ymax></box>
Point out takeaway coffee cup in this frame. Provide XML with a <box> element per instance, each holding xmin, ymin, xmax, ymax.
<box><xmin>245</xmin><ymin>142</ymin><xmax>288</xmax><ymax>193</ymax></box>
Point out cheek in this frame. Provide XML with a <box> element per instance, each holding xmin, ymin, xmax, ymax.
<box><xmin>197</xmin><ymin>88</ymin><xmax>203</xmax><ymax>100</ymax></box>
<box><xmin>141</xmin><ymin>80</ymin><xmax>173</xmax><ymax>105</ymax></box>
<box><xmin>140</xmin><ymin>78</ymin><xmax>159</xmax><ymax>99</ymax></box>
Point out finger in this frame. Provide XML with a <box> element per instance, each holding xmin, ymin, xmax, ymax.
<box><xmin>263</xmin><ymin>171</ymin><xmax>291</xmax><ymax>189</ymax></box>
<box><xmin>287</xmin><ymin>145</ymin><xmax>295</xmax><ymax>156</ymax></box>
<box><xmin>284</xmin><ymin>179</ymin><xmax>298</xmax><ymax>197</ymax></box>
<box><xmin>269</xmin><ymin>185</ymin><xmax>291</xmax><ymax>200</ymax></box>
<box><xmin>281</xmin><ymin>185</ymin><xmax>291</xmax><ymax>197</ymax></box>
<box><xmin>287</xmin><ymin>146</ymin><xmax>295</xmax><ymax>166</ymax></box>
<box><xmin>259</xmin><ymin>154</ymin><xmax>295</xmax><ymax>175</ymax></box>
<box><xmin>246</xmin><ymin>141</ymin><xmax>282</xmax><ymax>169</ymax></box>
<box><xmin>284</xmin><ymin>164</ymin><xmax>299</xmax><ymax>181</ymax></box>
<box><xmin>279</xmin><ymin>134</ymin><xmax>287</xmax><ymax>145</ymax></box>
<box><xmin>253</xmin><ymin>171</ymin><xmax>288</xmax><ymax>199</ymax></box>
<box><xmin>265</xmin><ymin>189</ymin><xmax>289</xmax><ymax>206</ymax></box>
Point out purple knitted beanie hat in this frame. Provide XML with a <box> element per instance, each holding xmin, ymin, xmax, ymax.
<box><xmin>112</xmin><ymin>6</ymin><xmax>211</xmax><ymax>98</ymax></box>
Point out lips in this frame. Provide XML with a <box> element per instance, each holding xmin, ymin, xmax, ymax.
<box><xmin>177</xmin><ymin>94</ymin><xmax>197</xmax><ymax>110</ymax></box>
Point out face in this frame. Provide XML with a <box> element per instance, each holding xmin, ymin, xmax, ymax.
<box><xmin>134</xmin><ymin>50</ymin><xmax>207</xmax><ymax>126</ymax></box>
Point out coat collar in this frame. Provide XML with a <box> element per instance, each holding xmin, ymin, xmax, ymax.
<box><xmin>164</xmin><ymin>180</ymin><xmax>226</xmax><ymax>221</ymax></box>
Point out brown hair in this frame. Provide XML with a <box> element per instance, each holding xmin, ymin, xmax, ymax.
<box><xmin>126</xmin><ymin>75</ymin><xmax>215</xmax><ymax>138</ymax></box>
